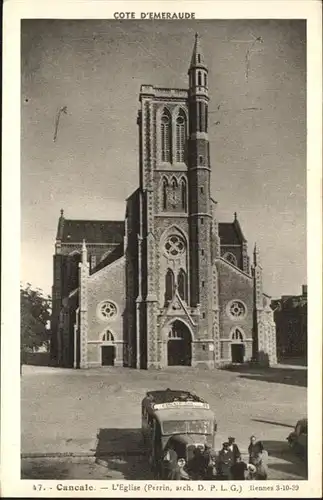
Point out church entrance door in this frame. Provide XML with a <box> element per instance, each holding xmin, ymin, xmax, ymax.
<box><xmin>231</xmin><ymin>343</ymin><xmax>244</xmax><ymax>363</ymax></box>
<box><xmin>167</xmin><ymin>320</ymin><xmax>192</xmax><ymax>366</ymax></box>
<box><xmin>101</xmin><ymin>346</ymin><xmax>115</xmax><ymax>366</ymax></box>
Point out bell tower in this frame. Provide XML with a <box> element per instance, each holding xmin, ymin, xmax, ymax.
<box><xmin>188</xmin><ymin>34</ymin><xmax>214</xmax><ymax>365</ymax></box>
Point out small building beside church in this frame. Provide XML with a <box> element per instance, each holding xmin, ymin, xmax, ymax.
<box><xmin>50</xmin><ymin>34</ymin><xmax>277</xmax><ymax>369</ymax></box>
<box><xmin>271</xmin><ymin>285</ymin><xmax>307</xmax><ymax>362</ymax></box>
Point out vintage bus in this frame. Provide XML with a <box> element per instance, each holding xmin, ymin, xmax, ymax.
<box><xmin>141</xmin><ymin>389</ymin><xmax>217</xmax><ymax>479</ymax></box>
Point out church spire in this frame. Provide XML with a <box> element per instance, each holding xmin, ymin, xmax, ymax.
<box><xmin>253</xmin><ymin>243</ymin><xmax>261</xmax><ymax>267</ymax></box>
<box><xmin>188</xmin><ymin>33</ymin><xmax>209</xmax><ymax>100</ymax></box>
<box><xmin>81</xmin><ymin>239</ymin><xmax>88</xmax><ymax>264</ymax></box>
<box><xmin>189</xmin><ymin>32</ymin><xmax>207</xmax><ymax>71</ymax></box>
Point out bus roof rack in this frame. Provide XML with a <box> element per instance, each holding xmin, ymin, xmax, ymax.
<box><xmin>146</xmin><ymin>389</ymin><xmax>206</xmax><ymax>405</ymax></box>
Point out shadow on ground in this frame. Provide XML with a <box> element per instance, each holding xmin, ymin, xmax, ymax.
<box><xmin>262</xmin><ymin>440</ymin><xmax>308</xmax><ymax>479</ymax></box>
<box><xmin>94</xmin><ymin>428</ymin><xmax>152</xmax><ymax>480</ymax></box>
<box><xmin>268</xmin><ymin>461</ymin><xmax>307</xmax><ymax>478</ymax></box>
<box><xmin>278</xmin><ymin>357</ymin><xmax>307</xmax><ymax>367</ymax></box>
<box><xmin>221</xmin><ymin>364</ymin><xmax>307</xmax><ymax>387</ymax></box>
<box><xmin>251</xmin><ymin>418</ymin><xmax>295</xmax><ymax>428</ymax></box>
<box><xmin>21</xmin><ymin>460</ymin><xmax>70</xmax><ymax>479</ymax></box>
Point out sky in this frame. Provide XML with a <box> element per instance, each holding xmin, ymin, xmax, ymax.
<box><xmin>21</xmin><ymin>19</ymin><xmax>306</xmax><ymax>298</ymax></box>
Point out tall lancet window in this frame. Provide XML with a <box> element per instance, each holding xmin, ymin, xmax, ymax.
<box><xmin>176</xmin><ymin>110</ymin><xmax>186</xmax><ymax>163</ymax></box>
<box><xmin>161</xmin><ymin>110</ymin><xmax>171</xmax><ymax>163</ymax></box>
<box><xmin>162</xmin><ymin>178</ymin><xmax>168</xmax><ymax>210</ymax></box>
<box><xmin>180</xmin><ymin>178</ymin><xmax>187</xmax><ymax>211</ymax></box>
<box><xmin>165</xmin><ymin>269</ymin><xmax>175</xmax><ymax>304</ymax></box>
<box><xmin>170</xmin><ymin>178</ymin><xmax>177</xmax><ymax>209</ymax></box>
<box><xmin>178</xmin><ymin>269</ymin><xmax>188</xmax><ymax>302</ymax></box>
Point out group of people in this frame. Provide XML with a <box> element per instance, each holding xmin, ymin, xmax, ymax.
<box><xmin>163</xmin><ymin>435</ymin><xmax>269</xmax><ymax>481</ymax></box>
<box><xmin>207</xmin><ymin>435</ymin><xmax>269</xmax><ymax>480</ymax></box>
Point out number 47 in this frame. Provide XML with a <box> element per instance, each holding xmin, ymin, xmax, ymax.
<box><xmin>33</xmin><ymin>484</ymin><xmax>43</xmax><ymax>491</ymax></box>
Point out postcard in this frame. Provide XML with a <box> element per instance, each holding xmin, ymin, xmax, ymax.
<box><xmin>1</xmin><ymin>0</ymin><xmax>322</xmax><ymax>497</ymax></box>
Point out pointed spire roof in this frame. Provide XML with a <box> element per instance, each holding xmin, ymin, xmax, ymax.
<box><xmin>189</xmin><ymin>32</ymin><xmax>207</xmax><ymax>70</ymax></box>
<box><xmin>56</xmin><ymin>208</ymin><xmax>65</xmax><ymax>241</ymax></box>
<box><xmin>81</xmin><ymin>239</ymin><xmax>88</xmax><ymax>263</ymax></box>
<box><xmin>232</xmin><ymin>212</ymin><xmax>247</xmax><ymax>242</ymax></box>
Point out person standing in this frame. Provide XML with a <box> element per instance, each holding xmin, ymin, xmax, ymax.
<box><xmin>228</xmin><ymin>436</ymin><xmax>241</xmax><ymax>463</ymax></box>
<box><xmin>205</xmin><ymin>451</ymin><xmax>218</xmax><ymax>480</ymax></box>
<box><xmin>248</xmin><ymin>435</ymin><xmax>257</xmax><ymax>464</ymax></box>
<box><xmin>253</xmin><ymin>441</ymin><xmax>269</xmax><ymax>480</ymax></box>
<box><xmin>230</xmin><ymin>456</ymin><xmax>248</xmax><ymax>480</ymax></box>
<box><xmin>217</xmin><ymin>442</ymin><xmax>234</xmax><ymax>480</ymax></box>
<box><xmin>177</xmin><ymin>458</ymin><xmax>190</xmax><ymax>480</ymax></box>
<box><xmin>162</xmin><ymin>447</ymin><xmax>179</xmax><ymax>479</ymax></box>
<box><xmin>189</xmin><ymin>446</ymin><xmax>205</xmax><ymax>480</ymax></box>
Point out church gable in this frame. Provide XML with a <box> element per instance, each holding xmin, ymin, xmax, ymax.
<box><xmin>219</xmin><ymin>222</ymin><xmax>244</xmax><ymax>245</ymax></box>
<box><xmin>87</xmin><ymin>256</ymin><xmax>125</xmax><ymax>344</ymax></box>
<box><xmin>159</xmin><ymin>289</ymin><xmax>196</xmax><ymax>328</ymax></box>
<box><xmin>216</xmin><ymin>258</ymin><xmax>253</xmax><ymax>335</ymax></box>
<box><xmin>216</xmin><ymin>258</ymin><xmax>253</xmax><ymax>308</ymax></box>
<box><xmin>88</xmin><ymin>255</ymin><xmax>125</xmax><ymax>285</ymax></box>
<box><xmin>218</xmin><ymin>214</ymin><xmax>248</xmax><ymax>271</ymax></box>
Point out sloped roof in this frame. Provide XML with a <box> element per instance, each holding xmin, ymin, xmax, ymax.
<box><xmin>58</xmin><ymin>219</ymin><xmax>125</xmax><ymax>244</ymax></box>
<box><xmin>219</xmin><ymin>223</ymin><xmax>241</xmax><ymax>245</ymax></box>
<box><xmin>92</xmin><ymin>243</ymin><xmax>124</xmax><ymax>273</ymax></box>
<box><xmin>218</xmin><ymin>214</ymin><xmax>247</xmax><ymax>245</ymax></box>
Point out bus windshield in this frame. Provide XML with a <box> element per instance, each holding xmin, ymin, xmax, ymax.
<box><xmin>162</xmin><ymin>420</ymin><xmax>213</xmax><ymax>435</ymax></box>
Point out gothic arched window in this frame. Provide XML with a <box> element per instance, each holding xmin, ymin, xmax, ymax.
<box><xmin>231</xmin><ymin>328</ymin><xmax>244</xmax><ymax>342</ymax></box>
<box><xmin>102</xmin><ymin>330</ymin><xmax>114</xmax><ymax>342</ymax></box>
<box><xmin>176</xmin><ymin>110</ymin><xmax>186</xmax><ymax>163</ymax></box>
<box><xmin>198</xmin><ymin>71</ymin><xmax>202</xmax><ymax>86</ymax></box>
<box><xmin>165</xmin><ymin>269</ymin><xmax>175</xmax><ymax>304</ymax></box>
<box><xmin>170</xmin><ymin>177</ymin><xmax>177</xmax><ymax>209</ymax></box>
<box><xmin>162</xmin><ymin>178</ymin><xmax>168</xmax><ymax>210</ymax></box>
<box><xmin>178</xmin><ymin>269</ymin><xmax>188</xmax><ymax>302</ymax></box>
<box><xmin>204</xmin><ymin>73</ymin><xmax>207</xmax><ymax>87</ymax></box>
<box><xmin>223</xmin><ymin>252</ymin><xmax>237</xmax><ymax>267</ymax></box>
<box><xmin>198</xmin><ymin>101</ymin><xmax>203</xmax><ymax>132</ymax></box>
<box><xmin>161</xmin><ymin>110</ymin><xmax>172</xmax><ymax>163</ymax></box>
<box><xmin>180</xmin><ymin>178</ymin><xmax>187</xmax><ymax>211</ymax></box>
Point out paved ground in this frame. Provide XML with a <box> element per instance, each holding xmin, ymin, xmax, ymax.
<box><xmin>21</xmin><ymin>364</ymin><xmax>307</xmax><ymax>480</ymax></box>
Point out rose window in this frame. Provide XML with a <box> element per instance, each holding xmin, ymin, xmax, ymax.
<box><xmin>228</xmin><ymin>300</ymin><xmax>246</xmax><ymax>319</ymax></box>
<box><xmin>99</xmin><ymin>301</ymin><xmax>117</xmax><ymax>320</ymax></box>
<box><xmin>164</xmin><ymin>235</ymin><xmax>185</xmax><ymax>257</ymax></box>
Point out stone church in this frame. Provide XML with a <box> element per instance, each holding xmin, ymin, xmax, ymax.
<box><xmin>51</xmin><ymin>34</ymin><xmax>277</xmax><ymax>369</ymax></box>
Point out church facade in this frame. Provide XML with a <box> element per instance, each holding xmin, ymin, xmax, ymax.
<box><xmin>51</xmin><ymin>35</ymin><xmax>277</xmax><ymax>370</ymax></box>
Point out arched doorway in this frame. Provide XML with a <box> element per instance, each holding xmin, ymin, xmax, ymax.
<box><xmin>230</xmin><ymin>328</ymin><xmax>245</xmax><ymax>364</ymax></box>
<box><xmin>101</xmin><ymin>330</ymin><xmax>116</xmax><ymax>366</ymax></box>
<box><xmin>167</xmin><ymin>320</ymin><xmax>192</xmax><ymax>366</ymax></box>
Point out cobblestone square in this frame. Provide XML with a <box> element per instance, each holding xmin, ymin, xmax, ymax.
<box><xmin>21</xmin><ymin>364</ymin><xmax>307</xmax><ymax>480</ymax></box>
